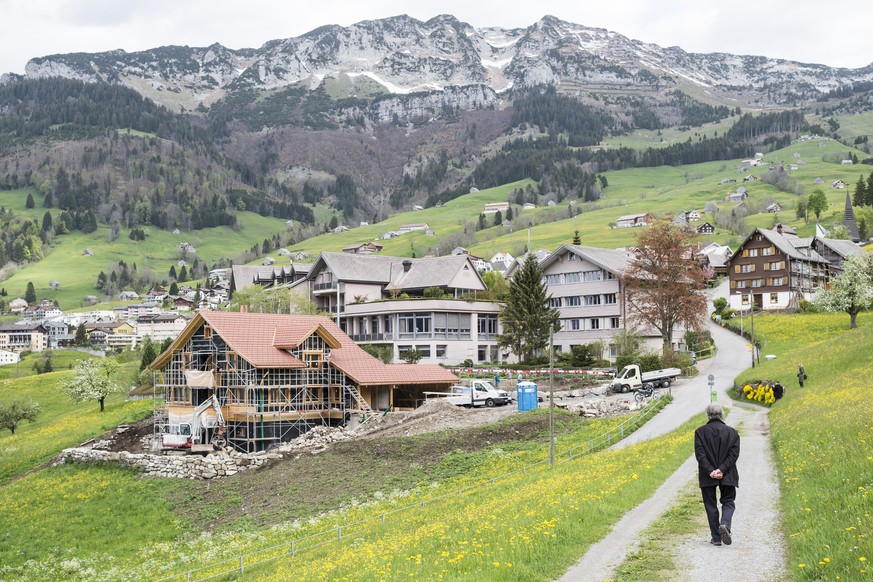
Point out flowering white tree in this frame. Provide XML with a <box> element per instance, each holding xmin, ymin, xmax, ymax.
<box><xmin>814</xmin><ymin>254</ymin><xmax>873</xmax><ymax>329</ymax></box>
<box><xmin>59</xmin><ymin>359</ymin><xmax>122</xmax><ymax>412</ymax></box>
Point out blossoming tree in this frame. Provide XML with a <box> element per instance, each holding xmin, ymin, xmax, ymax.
<box><xmin>58</xmin><ymin>359</ymin><xmax>122</xmax><ymax>412</ymax></box>
<box><xmin>814</xmin><ymin>254</ymin><xmax>873</xmax><ymax>329</ymax></box>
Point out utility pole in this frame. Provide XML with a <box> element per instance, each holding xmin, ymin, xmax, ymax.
<box><xmin>549</xmin><ymin>329</ymin><xmax>555</xmax><ymax>466</ymax></box>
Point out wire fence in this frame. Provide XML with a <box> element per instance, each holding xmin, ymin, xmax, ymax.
<box><xmin>154</xmin><ymin>396</ymin><xmax>670</xmax><ymax>581</ymax></box>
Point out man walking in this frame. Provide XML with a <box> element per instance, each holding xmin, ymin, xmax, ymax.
<box><xmin>694</xmin><ymin>403</ymin><xmax>740</xmax><ymax>546</ymax></box>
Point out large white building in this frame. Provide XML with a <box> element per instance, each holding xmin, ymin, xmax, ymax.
<box><xmin>290</xmin><ymin>252</ymin><xmax>505</xmax><ymax>364</ymax></box>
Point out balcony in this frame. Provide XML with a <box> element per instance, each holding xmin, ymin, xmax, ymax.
<box><xmin>349</xmin><ymin>332</ymin><xmax>391</xmax><ymax>342</ymax></box>
<box><xmin>313</xmin><ymin>281</ymin><xmax>337</xmax><ymax>292</ymax></box>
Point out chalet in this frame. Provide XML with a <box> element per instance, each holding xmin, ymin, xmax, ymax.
<box><xmin>727</xmin><ymin>191</ymin><xmax>747</xmax><ymax>203</ymax></box>
<box><xmin>614</xmin><ymin>213</ymin><xmax>653</xmax><ymax>228</ymax></box>
<box><xmin>841</xmin><ymin>159</ymin><xmax>854</xmax><ymax>165</ymax></box>
<box><xmin>277</xmin><ymin>248</ymin><xmax>292</xmax><ymax>257</ymax></box>
<box><xmin>263</xmin><ymin>257</ymin><xmax>276</xmax><ymax>266</ymax></box>
<box><xmin>490</xmin><ymin>251</ymin><xmax>515</xmax><ymax>270</ymax></box>
<box><xmin>523</xmin><ymin>203</ymin><xmax>536</xmax><ymax>210</ymax></box>
<box><xmin>743</xmin><ymin>175</ymin><xmax>758</xmax><ymax>182</ymax></box>
<box><xmin>728</xmin><ymin>226</ymin><xmax>833</xmax><ymax>312</ymax></box>
<box><xmin>832</xmin><ymin>180</ymin><xmax>846</xmax><ymax>189</ymax></box>
<box><xmin>119</xmin><ymin>291</ymin><xmax>140</xmax><ymax>301</ymax></box>
<box><xmin>23</xmin><ymin>301</ymin><xmax>62</xmax><ymax>321</ymax></box>
<box><xmin>149</xmin><ymin>312</ymin><xmax>459</xmax><ymax>452</ymax></box>
<box><xmin>483</xmin><ymin>202</ymin><xmax>510</xmax><ymax>214</ymax></box>
<box><xmin>332</xmin><ymin>225</ymin><xmax>349</xmax><ymax>233</ymax></box>
<box><xmin>8</xmin><ymin>298</ymin><xmax>28</xmax><ymax>313</ymax></box>
<box><xmin>174</xmin><ymin>297</ymin><xmax>195</xmax><ymax>311</ymax></box>
<box><xmin>810</xmin><ymin>237</ymin><xmax>864</xmax><ymax>271</ymax></box>
<box><xmin>766</xmin><ymin>202</ymin><xmax>783</xmax><ymax>213</ymax></box>
<box><xmin>290</xmin><ymin>252</ymin><xmax>502</xmax><ymax>364</ymax></box>
<box><xmin>697</xmin><ymin>222</ymin><xmax>716</xmax><ymax>235</ymax></box>
<box><xmin>697</xmin><ymin>243</ymin><xmax>732</xmax><ymax>276</ymax></box>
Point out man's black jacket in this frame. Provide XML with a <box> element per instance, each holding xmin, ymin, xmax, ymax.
<box><xmin>694</xmin><ymin>418</ymin><xmax>740</xmax><ymax>487</ymax></box>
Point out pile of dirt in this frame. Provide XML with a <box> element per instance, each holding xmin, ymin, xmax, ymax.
<box><xmin>88</xmin><ymin>416</ymin><xmax>154</xmax><ymax>453</ymax></box>
<box><xmin>358</xmin><ymin>399</ymin><xmax>517</xmax><ymax>438</ymax></box>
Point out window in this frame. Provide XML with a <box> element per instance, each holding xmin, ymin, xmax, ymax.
<box><xmin>398</xmin><ymin>345</ymin><xmax>413</xmax><ymax>358</ymax></box>
<box><xmin>609</xmin><ymin>344</ymin><xmax>618</xmax><ymax>358</ymax></box>
<box><xmin>769</xmin><ymin>261</ymin><xmax>783</xmax><ymax>271</ymax></box>
<box><xmin>590</xmin><ymin>318</ymin><xmax>600</xmax><ymax>330</ymax></box>
<box><xmin>564</xmin><ymin>272</ymin><xmax>581</xmax><ymax>283</ymax></box>
<box><xmin>584</xmin><ymin>295</ymin><xmax>601</xmax><ymax>306</ymax></box>
<box><xmin>477</xmin><ymin>345</ymin><xmax>488</xmax><ymax>362</ymax></box>
<box><xmin>436</xmin><ymin>345</ymin><xmax>447</xmax><ymax>358</ymax></box>
<box><xmin>770</xmin><ymin>293</ymin><xmax>779</xmax><ymax>304</ymax></box>
<box><xmin>751</xmin><ymin>279</ymin><xmax>763</xmax><ymax>288</ymax></box>
<box><xmin>399</xmin><ymin>313</ymin><xmax>431</xmax><ymax>339</ymax></box>
<box><xmin>605</xmin><ymin>271</ymin><xmax>615</xmax><ymax>280</ymax></box>
<box><xmin>545</xmin><ymin>274</ymin><xmax>562</xmax><ymax>285</ymax></box>
<box><xmin>564</xmin><ymin>296</ymin><xmax>581</xmax><ymax>307</ymax></box>
<box><xmin>740</xmin><ymin>294</ymin><xmax>750</xmax><ymax>305</ymax></box>
<box><xmin>415</xmin><ymin>345</ymin><xmax>431</xmax><ymax>358</ymax></box>
<box><xmin>736</xmin><ymin>280</ymin><xmax>747</xmax><ymax>289</ymax></box>
<box><xmin>741</xmin><ymin>264</ymin><xmax>755</xmax><ymax>273</ymax></box>
<box><xmin>570</xmin><ymin>319</ymin><xmax>581</xmax><ymax>331</ymax></box>
<box><xmin>583</xmin><ymin>270</ymin><xmax>602</xmax><ymax>282</ymax></box>
<box><xmin>202</xmin><ymin>325</ymin><xmax>212</xmax><ymax>339</ymax></box>
<box><xmin>549</xmin><ymin>297</ymin><xmax>562</xmax><ymax>308</ymax></box>
<box><xmin>770</xmin><ymin>277</ymin><xmax>784</xmax><ymax>286</ymax></box>
<box><xmin>610</xmin><ymin>317</ymin><xmax>621</xmax><ymax>329</ymax></box>
<box><xmin>568</xmin><ymin>254</ymin><xmax>577</xmax><ymax>261</ymax></box>
<box><xmin>762</xmin><ymin>246</ymin><xmax>774</xmax><ymax>256</ymax></box>
<box><xmin>603</xmin><ymin>293</ymin><xmax>617</xmax><ymax>304</ymax></box>
<box><xmin>477</xmin><ymin>314</ymin><xmax>498</xmax><ymax>339</ymax></box>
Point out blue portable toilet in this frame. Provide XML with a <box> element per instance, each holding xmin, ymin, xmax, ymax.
<box><xmin>517</xmin><ymin>381</ymin><xmax>538</xmax><ymax>412</ymax></box>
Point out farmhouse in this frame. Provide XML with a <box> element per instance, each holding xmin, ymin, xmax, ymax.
<box><xmin>697</xmin><ymin>222</ymin><xmax>716</xmax><ymax>235</ymax></box>
<box><xmin>341</xmin><ymin>242</ymin><xmax>383</xmax><ymax>254</ymax></box>
<box><xmin>766</xmin><ymin>202</ymin><xmax>783</xmax><ymax>213</ymax></box>
<box><xmin>149</xmin><ymin>312</ymin><xmax>458</xmax><ymax>453</ymax></box>
<box><xmin>614</xmin><ymin>213</ymin><xmax>653</xmax><ymax>228</ymax></box>
<box><xmin>482</xmin><ymin>202</ymin><xmax>510</xmax><ymax>213</ymax></box>
<box><xmin>0</xmin><ymin>349</ymin><xmax>20</xmax><ymax>366</ymax></box>
<box><xmin>398</xmin><ymin>223</ymin><xmax>429</xmax><ymax>233</ymax></box>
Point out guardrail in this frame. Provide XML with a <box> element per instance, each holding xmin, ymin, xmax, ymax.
<box><xmin>153</xmin><ymin>396</ymin><xmax>670</xmax><ymax>581</ymax></box>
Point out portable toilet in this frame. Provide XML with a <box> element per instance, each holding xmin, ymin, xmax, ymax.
<box><xmin>517</xmin><ymin>381</ymin><xmax>538</xmax><ymax>412</ymax></box>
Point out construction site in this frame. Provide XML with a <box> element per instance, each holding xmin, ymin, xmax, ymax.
<box><xmin>148</xmin><ymin>311</ymin><xmax>459</xmax><ymax>453</ymax></box>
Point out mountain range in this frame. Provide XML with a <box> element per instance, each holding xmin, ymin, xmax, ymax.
<box><xmin>6</xmin><ymin>14</ymin><xmax>873</xmax><ymax>112</ymax></box>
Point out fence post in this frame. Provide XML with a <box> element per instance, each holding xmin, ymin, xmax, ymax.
<box><xmin>291</xmin><ymin>540</ymin><xmax>295</xmax><ymax>556</ymax></box>
<box><xmin>186</xmin><ymin>572</ymin><xmax>190</xmax><ymax>582</ymax></box>
<box><xmin>239</xmin><ymin>556</ymin><xmax>244</xmax><ymax>575</ymax></box>
<box><xmin>382</xmin><ymin>514</ymin><xmax>385</xmax><ymax>524</ymax></box>
<box><xmin>338</xmin><ymin>526</ymin><xmax>342</xmax><ymax>540</ymax></box>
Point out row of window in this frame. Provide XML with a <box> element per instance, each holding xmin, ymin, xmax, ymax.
<box><xmin>544</xmin><ymin>270</ymin><xmax>615</xmax><ymax>285</ymax></box>
<box><xmin>397</xmin><ymin>344</ymin><xmax>499</xmax><ymax>362</ymax></box>
<box><xmin>560</xmin><ymin>317</ymin><xmax>621</xmax><ymax>331</ymax></box>
<box><xmin>740</xmin><ymin>246</ymin><xmax>775</xmax><ymax>257</ymax></box>
<box><xmin>733</xmin><ymin>277</ymin><xmax>785</xmax><ymax>288</ymax></box>
<box><xmin>738</xmin><ymin>292</ymin><xmax>782</xmax><ymax>305</ymax></box>
<box><xmin>735</xmin><ymin>261</ymin><xmax>785</xmax><ymax>273</ymax></box>
<box><xmin>549</xmin><ymin>293</ymin><xmax>617</xmax><ymax>308</ymax></box>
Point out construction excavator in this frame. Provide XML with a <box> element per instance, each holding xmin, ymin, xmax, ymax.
<box><xmin>159</xmin><ymin>394</ymin><xmax>225</xmax><ymax>454</ymax></box>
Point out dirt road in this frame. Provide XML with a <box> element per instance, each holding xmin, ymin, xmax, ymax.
<box><xmin>559</xmin><ymin>313</ymin><xmax>786</xmax><ymax>581</ymax></box>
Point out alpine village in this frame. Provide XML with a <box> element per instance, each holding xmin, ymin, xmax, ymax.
<box><xmin>1</xmin><ymin>13</ymin><xmax>872</xmax><ymax>582</ymax></box>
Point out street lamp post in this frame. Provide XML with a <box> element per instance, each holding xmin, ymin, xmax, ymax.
<box><xmin>735</xmin><ymin>290</ymin><xmax>744</xmax><ymax>336</ymax></box>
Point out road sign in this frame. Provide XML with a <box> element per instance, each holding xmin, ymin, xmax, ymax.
<box><xmin>707</xmin><ymin>374</ymin><xmax>714</xmax><ymax>382</ymax></box>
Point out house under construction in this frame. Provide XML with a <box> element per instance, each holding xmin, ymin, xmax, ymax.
<box><xmin>149</xmin><ymin>311</ymin><xmax>458</xmax><ymax>453</ymax></box>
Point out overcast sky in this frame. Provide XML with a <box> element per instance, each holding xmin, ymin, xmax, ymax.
<box><xmin>3</xmin><ymin>0</ymin><xmax>872</xmax><ymax>76</ymax></box>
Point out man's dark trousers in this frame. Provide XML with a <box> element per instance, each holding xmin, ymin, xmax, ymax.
<box><xmin>701</xmin><ymin>484</ymin><xmax>736</xmax><ymax>539</ymax></box>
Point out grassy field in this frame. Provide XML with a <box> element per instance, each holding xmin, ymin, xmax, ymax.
<box><xmin>0</xmin><ymin>348</ymin><xmax>97</xmax><ymax>380</ymax></box>
<box><xmin>0</xmin><ymin>365</ymin><xmax>152</xmax><ymax>484</ymax></box>
<box><xmin>0</xmin><ymin>193</ymin><xmax>290</xmax><ymax>308</ymax></box>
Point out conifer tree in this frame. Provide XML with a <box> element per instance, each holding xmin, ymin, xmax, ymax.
<box><xmin>498</xmin><ymin>255</ymin><xmax>559</xmax><ymax>361</ymax></box>
<box><xmin>573</xmin><ymin>230</ymin><xmax>582</xmax><ymax>245</ymax></box>
<box><xmin>25</xmin><ymin>281</ymin><xmax>36</xmax><ymax>304</ymax></box>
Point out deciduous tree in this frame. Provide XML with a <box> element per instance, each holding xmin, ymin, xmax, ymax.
<box><xmin>814</xmin><ymin>254</ymin><xmax>873</xmax><ymax>328</ymax></box>
<box><xmin>807</xmin><ymin>189</ymin><xmax>828</xmax><ymax>221</ymax></box>
<box><xmin>623</xmin><ymin>221</ymin><xmax>707</xmax><ymax>354</ymax></box>
<box><xmin>0</xmin><ymin>400</ymin><xmax>40</xmax><ymax>435</ymax></box>
<box><xmin>59</xmin><ymin>359</ymin><xmax>122</xmax><ymax>412</ymax></box>
<box><xmin>498</xmin><ymin>255</ymin><xmax>559</xmax><ymax>361</ymax></box>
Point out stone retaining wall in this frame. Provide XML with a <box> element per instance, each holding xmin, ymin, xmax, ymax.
<box><xmin>55</xmin><ymin>448</ymin><xmax>269</xmax><ymax>480</ymax></box>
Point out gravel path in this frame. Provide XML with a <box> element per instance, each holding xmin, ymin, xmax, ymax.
<box><xmin>560</xmin><ymin>282</ymin><xmax>786</xmax><ymax>581</ymax></box>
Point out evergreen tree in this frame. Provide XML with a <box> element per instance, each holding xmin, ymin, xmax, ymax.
<box><xmin>74</xmin><ymin>323</ymin><xmax>88</xmax><ymax>346</ymax></box>
<box><xmin>41</xmin><ymin>211</ymin><xmax>53</xmax><ymax>233</ymax></box>
<box><xmin>497</xmin><ymin>255</ymin><xmax>559</xmax><ymax>362</ymax></box>
<box><xmin>139</xmin><ymin>337</ymin><xmax>158</xmax><ymax>372</ymax></box>
<box><xmin>25</xmin><ymin>281</ymin><xmax>36</xmax><ymax>303</ymax></box>
<box><xmin>169</xmin><ymin>281</ymin><xmax>179</xmax><ymax>295</ymax></box>
<box><xmin>43</xmin><ymin>191</ymin><xmax>53</xmax><ymax>208</ymax></box>
<box><xmin>573</xmin><ymin>230</ymin><xmax>582</xmax><ymax>245</ymax></box>
<box><xmin>25</xmin><ymin>193</ymin><xmax>34</xmax><ymax>209</ymax></box>
<box><xmin>854</xmin><ymin>175</ymin><xmax>867</xmax><ymax>208</ymax></box>
<box><xmin>178</xmin><ymin>266</ymin><xmax>188</xmax><ymax>282</ymax></box>
<box><xmin>169</xmin><ymin>265</ymin><xmax>177</xmax><ymax>280</ymax></box>
<box><xmin>493</xmin><ymin>210</ymin><xmax>503</xmax><ymax>226</ymax></box>
<box><xmin>477</xmin><ymin>213</ymin><xmax>486</xmax><ymax>230</ymax></box>
<box><xmin>867</xmin><ymin>173</ymin><xmax>873</xmax><ymax>207</ymax></box>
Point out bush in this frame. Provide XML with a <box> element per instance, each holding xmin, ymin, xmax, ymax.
<box><xmin>638</xmin><ymin>353</ymin><xmax>663</xmax><ymax>373</ymax></box>
<box><xmin>712</xmin><ymin>297</ymin><xmax>728</xmax><ymax>315</ymax></box>
<box><xmin>662</xmin><ymin>350</ymin><xmax>693</xmax><ymax>370</ymax></box>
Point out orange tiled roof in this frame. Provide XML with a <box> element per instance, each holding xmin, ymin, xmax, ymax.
<box><xmin>197</xmin><ymin>312</ymin><xmax>457</xmax><ymax>386</ymax></box>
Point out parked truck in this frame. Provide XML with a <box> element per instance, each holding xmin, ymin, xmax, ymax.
<box><xmin>425</xmin><ymin>379</ymin><xmax>511</xmax><ymax>407</ymax></box>
<box><xmin>610</xmin><ymin>364</ymin><xmax>681</xmax><ymax>393</ymax></box>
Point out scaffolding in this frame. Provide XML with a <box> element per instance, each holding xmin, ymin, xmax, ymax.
<box><xmin>154</xmin><ymin>324</ymin><xmax>369</xmax><ymax>453</ymax></box>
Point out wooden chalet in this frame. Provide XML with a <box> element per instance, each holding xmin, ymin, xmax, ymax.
<box><xmin>149</xmin><ymin>311</ymin><xmax>458</xmax><ymax>453</ymax></box>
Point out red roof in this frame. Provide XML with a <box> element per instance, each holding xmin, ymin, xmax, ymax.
<box><xmin>187</xmin><ymin>312</ymin><xmax>457</xmax><ymax>387</ymax></box>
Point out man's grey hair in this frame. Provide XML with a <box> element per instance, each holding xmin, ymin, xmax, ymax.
<box><xmin>706</xmin><ymin>403</ymin><xmax>724</xmax><ymax>420</ymax></box>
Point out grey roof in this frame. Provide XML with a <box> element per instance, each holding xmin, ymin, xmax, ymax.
<box><xmin>314</xmin><ymin>252</ymin><xmax>485</xmax><ymax>291</ymax></box>
<box><xmin>540</xmin><ymin>244</ymin><xmax>634</xmax><ymax>275</ymax></box>
<box><xmin>750</xmin><ymin>229</ymin><xmax>828</xmax><ymax>263</ymax></box>
<box><xmin>814</xmin><ymin>237</ymin><xmax>865</xmax><ymax>260</ymax></box>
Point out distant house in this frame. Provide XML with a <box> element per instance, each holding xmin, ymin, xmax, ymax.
<box><xmin>766</xmin><ymin>202</ymin><xmax>783</xmax><ymax>213</ymax></box>
<box><xmin>332</xmin><ymin>225</ymin><xmax>349</xmax><ymax>233</ymax></box>
<box><xmin>342</xmin><ymin>242</ymin><xmax>383</xmax><ymax>255</ymax></box>
<box><xmin>697</xmin><ymin>222</ymin><xmax>716</xmax><ymax>234</ymax></box>
<box><xmin>727</xmin><ymin>191</ymin><xmax>747</xmax><ymax>203</ymax></box>
<box><xmin>412</xmin><ymin>205</ymin><xmax>424</xmax><ymax>211</ymax></box>
<box><xmin>8</xmin><ymin>298</ymin><xmax>28</xmax><ymax>313</ymax></box>
<box><xmin>277</xmin><ymin>248</ymin><xmax>292</xmax><ymax>257</ymax></box>
<box><xmin>523</xmin><ymin>203</ymin><xmax>536</xmax><ymax>210</ymax></box>
<box><xmin>119</xmin><ymin>291</ymin><xmax>140</xmax><ymax>301</ymax></box>
<box><xmin>814</xmin><ymin>177</ymin><xmax>825</xmax><ymax>184</ymax></box>
<box><xmin>382</xmin><ymin>231</ymin><xmax>399</xmax><ymax>240</ymax></box>
<box><xmin>0</xmin><ymin>323</ymin><xmax>48</xmax><ymax>352</ymax></box>
<box><xmin>490</xmin><ymin>251</ymin><xmax>515</xmax><ymax>270</ymax></box>
<box><xmin>482</xmin><ymin>202</ymin><xmax>510</xmax><ymax>214</ymax></box>
<box><xmin>787</xmin><ymin>164</ymin><xmax>799</xmax><ymax>171</ymax></box>
<box><xmin>262</xmin><ymin>257</ymin><xmax>276</xmax><ymax>265</ymax></box>
<box><xmin>0</xmin><ymin>349</ymin><xmax>20</xmax><ymax>366</ymax></box>
<box><xmin>742</xmin><ymin>175</ymin><xmax>758</xmax><ymax>182</ymax></box>
<box><xmin>687</xmin><ymin>210</ymin><xmax>701</xmax><ymax>221</ymax></box>
<box><xmin>841</xmin><ymin>159</ymin><xmax>854</xmax><ymax>165</ymax></box>
<box><xmin>614</xmin><ymin>213</ymin><xmax>653</xmax><ymax>228</ymax></box>
<box><xmin>178</xmin><ymin>242</ymin><xmax>196</xmax><ymax>253</ymax></box>
<box><xmin>398</xmin><ymin>223</ymin><xmax>429</xmax><ymax>233</ymax></box>
<box><xmin>82</xmin><ymin>248</ymin><xmax>94</xmax><ymax>256</ymax></box>
<box><xmin>832</xmin><ymin>180</ymin><xmax>846</xmax><ymax>189</ymax></box>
